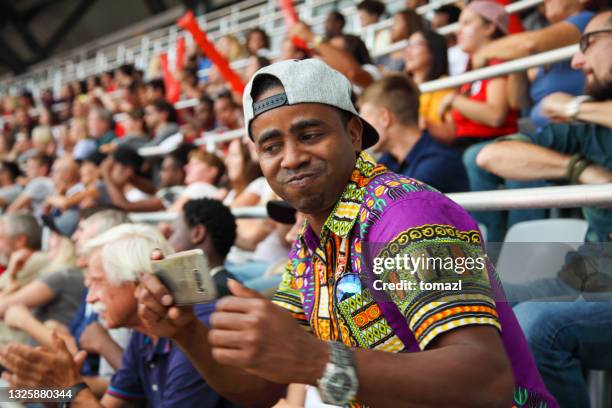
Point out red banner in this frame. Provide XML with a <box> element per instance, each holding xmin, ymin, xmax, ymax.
<box><xmin>178</xmin><ymin>11</ymin><xmax>245</xmax><ymax>95</ymax></box>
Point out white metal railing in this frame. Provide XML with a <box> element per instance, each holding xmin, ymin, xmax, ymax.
<box><xmin>420</xmin><ymin>44</ymin><xmax>578</xmax><ymax>93</ymax></box>
<box><xmin>128</xmin><ymin>184</ymin><xmax>612</xmax><ymax>223</ymax></box>
<box><xmin>187</xmin><ymin>43</ymin><xmax>579</xmax><ymax>150</ymax></box>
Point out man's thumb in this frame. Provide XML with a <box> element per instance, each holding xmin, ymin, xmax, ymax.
<box><xmin>227</xmin><ymin>279</ymin><xmax>263</xmax><ymax>299</ymax></box>
<box><xmin>74</xmin><ymin>350</ymin><xmax>88</xmax><ymax>370</ymax></box>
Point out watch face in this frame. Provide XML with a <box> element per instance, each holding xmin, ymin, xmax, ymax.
<box><xmin>329</xmin><ymin>371</ymin><xmax>352</xmax><ymax>401</ymax></box>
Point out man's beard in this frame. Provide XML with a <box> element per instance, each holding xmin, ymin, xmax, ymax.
<box><xmin>585</xmin><ymin>67</ymin><xmax>612</xmax><ymax>101</ymax></box>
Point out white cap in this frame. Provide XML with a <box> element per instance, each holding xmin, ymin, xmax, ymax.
<box><xmin>243</xmin><ymin>58</ymin><xmax>379</xmax><ymax>149</ymax></box>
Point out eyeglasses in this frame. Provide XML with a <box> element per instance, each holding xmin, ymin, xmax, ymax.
<box><xmin>579</xmin><ymin>29</ymin><xmax>612</xmax><ymax>53</ymax></box>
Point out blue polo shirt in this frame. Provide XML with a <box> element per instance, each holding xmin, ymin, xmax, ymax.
<box><xmin>378</xmin><ymin>131</ymin><xmax>469</xmax><ymax>193</ymax></box>
<box><xmin>108</xmin><ymin>303</ymin><xmax>239</xmax><ymax>408</ymax></box>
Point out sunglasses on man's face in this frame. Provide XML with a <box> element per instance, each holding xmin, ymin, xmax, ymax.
<box><xmin>579</xmin><ymin>29</ymin><xmax>612</xmax><ymax>53</ymax></box>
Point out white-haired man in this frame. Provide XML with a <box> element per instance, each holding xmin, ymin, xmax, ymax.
<box><xmin>0</xmin><ymin>223</ymin><xmax>240</xmax><ymax>408</ymax></box>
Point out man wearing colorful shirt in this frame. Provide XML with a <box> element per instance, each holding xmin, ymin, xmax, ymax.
<box><xmin>136</xmin><ymin>59</ymin><xmax>556</xmax><ymax>407</ymax></box>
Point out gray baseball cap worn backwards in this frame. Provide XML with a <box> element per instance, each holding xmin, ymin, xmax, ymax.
<box><xmin>243</xmin><ymin>58</ymin><xmax>379</xmax><ymax>149</ymax></box>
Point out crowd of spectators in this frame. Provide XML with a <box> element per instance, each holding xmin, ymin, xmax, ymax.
<box><xmin>0</xmin><ymin>0</ymin><xmax>610</xmax><ymax>406</ymax></box>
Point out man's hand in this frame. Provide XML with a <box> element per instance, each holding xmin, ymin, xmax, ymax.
<box><xmin>540</xmin><ymin>92</ymin><xmax>574</xmax><ymax>122</ymax></box>
<box><xmin>208</xmin><ymin>279</ymin><xmax>328</xmax><ymax>385</ymax></box>
<box><xmin>288</xmin><ymin>21</ymin><xmax>315</xmax><ymax>44</ymax></box>
<box><xmin>0</xmin><ymin>333</ymin><xmax>87</xmax><ymax>388</ymax></box>
<box><xmin>7</xmin><ymin>248</ymin><xmax>33</xmax><ymax>279</ymax></box>
<box><xmin>44</xmin><ymin>195</ymin><xmax>69</xmax><ymax>211</ymax></box>
<box><xmin>136</xmin><ymin>250</ymin><xmax>199</xmax><ymax>340</ymax></box>
<box><xmin>79</xmin><ymin>321</ymin><xmax>110</xmax><ymax>354</ymax></box>
<box><xmin>579</xmin><ymin>163</ymin><xmax>612</xmax><ymax>184</ymax></box>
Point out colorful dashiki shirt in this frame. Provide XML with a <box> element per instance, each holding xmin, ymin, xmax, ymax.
<box><xmin>272</xmin><ymin>151</ymin><xmax>557</xmax><ymax>408</ymax></box>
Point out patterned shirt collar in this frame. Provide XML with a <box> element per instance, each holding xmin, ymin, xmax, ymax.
<box><xmin>299</xmin><ymin>151</ymin><xmax>382</xmax><ymax>244</ymax></box>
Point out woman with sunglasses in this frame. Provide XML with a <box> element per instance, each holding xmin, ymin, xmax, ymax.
<box><xmin>472</xmin><ymin>0</ymin><xmax>604</xmax><ymax>130</ymax></box>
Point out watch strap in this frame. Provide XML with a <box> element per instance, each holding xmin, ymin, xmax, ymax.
<box><xmin>59</xmin><ymin>382</ymin><xmax>89</xmax><ymax>408</ymax></box>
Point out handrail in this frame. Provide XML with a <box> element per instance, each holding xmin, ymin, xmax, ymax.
<box><xmin>128</xmin><ymin>184</ymin><xmax>612</xmax><ymax>222</ymax></box>
<box><xmin>449</xmin><ymin>183</ymin><xmax>612</xmax><ymax>211</ymax></box>
<box><xmin>420</xmin><ymin>44</ymin><xmax>578</xmax><ymax>93</ymax></box>
<box><xmin>181</xmin><ymin>43</ymin><xmax>578</xmax><ymax>149</ymax></box>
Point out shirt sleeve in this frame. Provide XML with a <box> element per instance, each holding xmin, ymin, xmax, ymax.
<box><xmin>38</xmin><ymin>269</ymin><xmax>70</xmax><ymax>297</ymax></box>
<box><xmin>367</xmin><ymin>190</ymin><xmax>500</xmax><ymax>350</ymax></box>
<box><xmin>272</xmin><ymin>259</ymin><xmax>310</xmax><ymax>328</ymax></box>
<box><xmin>161</xmin><ymin>349</ymin><xmax>231</xmax><ymax>408</ymax></box>
<box><xmin>107</xmin><ymin>332</ymin><xmax>146</xmax><ymax>401</ymax></box>
<box><xmin>23</xmin><ymin>178</ymin><xmax>53</xmax><ymax>201</ymax></box>
<box><xmin>566</xmin><ymin>11</ymin><xmax>594</xmax><ymax>32</ymax></box>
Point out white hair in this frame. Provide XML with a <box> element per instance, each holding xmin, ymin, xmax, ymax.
<box><xmin>83</xmin><ymin>223</ymin><xmax>174</xmax><ymax>286</ymax></box>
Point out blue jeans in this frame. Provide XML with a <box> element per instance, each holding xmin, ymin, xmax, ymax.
<box><xmin>463</xmin><ymin>141</ymin><xmax>547</xmax><ymax>242</ymax></box>
<box><xmin>513</xmin><ymin>301</ymin><xmax>612</xmax><ymax>408</ymax></box>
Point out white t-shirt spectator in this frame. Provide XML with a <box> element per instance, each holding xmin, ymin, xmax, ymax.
<box><xmin>23</xmin><ymin>177</ymin><xmax>54</xmax><ymax>216</ymax></box>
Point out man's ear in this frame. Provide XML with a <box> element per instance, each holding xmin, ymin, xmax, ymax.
<box><xmin>191</xmin><ymin>224</ymin><xmax>207</xmax><ymax>246</ymax></box>
<box><xmin>347</xmin><ymin>116</ymin><xmax>364</xmax><ymax>150</ymax></box>
<box><xmin>380</xmin><ymin>108</ymin><xmax>392</xmax><ymax>129</ymax></box>
<box><xmin>14</xmin><ymin>234</ymin><xmax>27</xmax><ymax>249</ymax></box>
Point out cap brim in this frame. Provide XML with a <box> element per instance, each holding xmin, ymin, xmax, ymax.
<box><xmin>360</xmin><ymin>117</ymin><xmax>379</xmax><ymax>150</ymax></box>
<box><xmin>266</xmin><ymin>200</ymin><xmax>297</xmax><ymax>225</ymax></box>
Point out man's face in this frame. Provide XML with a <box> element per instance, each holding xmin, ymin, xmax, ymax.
<box><xmin>251</xmin><ymin>87</ymin><xmax>361</xmax><ymax>216</ymax></box>
<box><xmin>214</xmin><ymin>98</ymin><xmax>238</xmax><ymax>129</ymax></box>
<box><xmin>80</xmin><ymin>162</ymin><xmax>99</xmax><ymax>185</ymax></box>
<box><xmin>25</xmin><ymin>158</ymin><xmax>44</xmax><ymax>179</ymax></box>
<box><xmin>159</xmin><ymin>156</ymin><xmax>184</xmax><ymax>188</ymax></box>
<box><xmin>185</xmin><ymin>157</ymin><xmax>216</xmax><ymax>185</ymax></box>
<box><xmin>144</xmin><ymin>105</ymin><xmax>161</xmax><ymax>130</ymax></box>
<box><xmin>111</xmin><ymin>162</ymin><xmax>132</xmax><ymax>185</ymax></box>
<box><xmin>195</xmin><ymin>102</ymin><xmax>214</xmax><ymax>130</ymax></box>
<box><xmin>572</xmin><ymin>12</ymin><xmax>612</xmax><ymax>101</ymax></box>
<box><xmin>87</xmin><ymin>111</ymin><xmax>108</xmax><ymax>139</ymax></box>
<box><xmin>86</xmin><ymin>250</ymin><xmax>138</xmax><ymax>329</ymax></box>
<box><xmin>169</xmin><ymin>215</ymin><xmax>192</xmax><ymax>252</ymax></box>
<box><xmin>358</xmin><ymin>10</ymin><xmax>378</xmax><ymax>27</ymax></box>
<box><xmin>359</xmin><ymin>102</ymin><xmax>389</xmax><ymax>153</ymax></box>
<box><xmin>325</xmin><ymin>15</ymin><xmax>343</xmax><ymax>38</ymax></box>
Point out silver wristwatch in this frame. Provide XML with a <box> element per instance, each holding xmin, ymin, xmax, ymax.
<box><xmin>317</xmin><ymin>341</ymin><xmax>359</xmax><ymax>406</ymax></box>
<box><xmin>564</xmin><ymin>95</ymin><xmax>592</xmax><ymax>120</ymax></box>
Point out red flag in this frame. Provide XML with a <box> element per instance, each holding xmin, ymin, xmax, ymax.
<box><xmin>178</xmin><ymin>11</ymin><xmax>245</xmax><ymax>95</ymax></box>
<box><xmin>279</xmin><ymin>0</ymin><xmax>298</xmax><ymax>26</ymax></box>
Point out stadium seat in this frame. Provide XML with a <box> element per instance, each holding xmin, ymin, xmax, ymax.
<box><xmin>495</xmin><ymin>219</ymin><xmax>588</xmax><ymax>284</ymax></box>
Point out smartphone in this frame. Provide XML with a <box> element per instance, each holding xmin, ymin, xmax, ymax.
<box><xmin>151</xmin><ymin>249</ymin><xmax>218</xmax><ymax>305</ymax></box>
